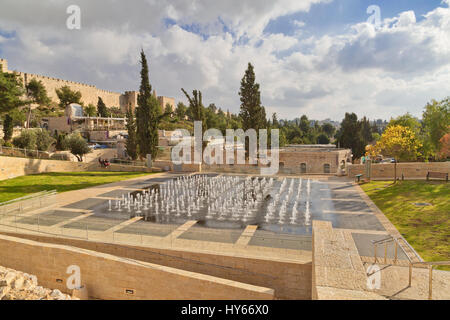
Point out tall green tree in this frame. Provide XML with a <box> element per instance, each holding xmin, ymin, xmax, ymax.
<box><xmin>0</xmin><ymin>70</ymin><xmax>26</xmax><ymax>140</ymax></box>
<box><xmin>135</xmin><ymin>50</ymin><xmax>160</xmax><ymax>159</ymax></box>
<box><xmin>321</xmin><ymin>123</ymin><xmax>335</xmax><ymax>138</ymax></box>
<box><xmin>238</xmin><ymin>63</ymin><xmax>266</xmax><ymax>133</ymax></box>
<box><xmin>2</xmin><ymin>114</ymin><xmax>13</xmax><ymax>143</ymax></box>
<box><xmin>422</xmin><ymin>98</ymin><xmax>450</xmax><ymax>160</ymax></box>
<box><xmin>0</xmin><ymin>70</ymin><xmax>25</xmax><ymax>113</ymax></box>
<box><xmin>26</xmin><ymin>79</ymin><xmax>51</xmax><ymax>106</ymax></box>
<box><xmin>175</xmin><ymin>102</ymin><xmax>187</xmax><ymax>120</ymax></box>
<box><xmin>299</xmin><ymin>115</ymin><xmax>310</xmax><ymax>134</ymax></box>
<box><xmin>84</xmin><ymin>104</ymin><xmax>97</xmax><ymax>117</ymax></box>
<box><xmin>25</xmin><ymin>79</ymin><xmax>51</xmax><ymax>128</ymax></box>
<box><xmin>125</xmin><ymin>106</ymin><xmax>138</xmax><ymax>160</ymax></box>
<box><xmin>272</xmin><ymin>113</ymin><xmax>279</xmax><ymax>128</ymax></box>
<box><xmin>388</xmin><ymin>113</ymin><xmax>421</xmax><ymax>135</ymax></box>
<box><xmin>336</xmin><ymin>113</ymin><xmax>365</xmax><ymax>159</ymax></box>
<box><xmin>181</xmin><ymin>88</ymin><xmax>206</xmax><ymax>131</ymax></box>
<box><xmin>97</xmin><ymin>97</ymin><xmax>109</xmax><ymax>117</ymax></box>
<box><xmin>55</xmin><ymin>86</ymin><xmax>82</xmax><ymax>109</ymax></box>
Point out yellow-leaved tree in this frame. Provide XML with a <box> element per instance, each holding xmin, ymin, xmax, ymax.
<box><xmin>371</xmin><ymin>125</ymin><xmax>422</xmax><ymax>182</ymax></box>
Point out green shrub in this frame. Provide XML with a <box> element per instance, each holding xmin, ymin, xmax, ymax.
<box><xmin>66</xmin><ymin>132</ymin><xmax>92</xmax><ymax>162</ymax></box>
<box><xmin>55</xmin><ymin>133</ymin><xmax>68</xmax><ymax>151</ymax></box>
<box><xmin>35</xmin><ymin>129</ymin><xmax>55</xmax><ymax>151</ymax></box>
<box><xmin>13</xmin><ymin>130</ymin><xmax>37</xmax><ymax>149</ymax></box>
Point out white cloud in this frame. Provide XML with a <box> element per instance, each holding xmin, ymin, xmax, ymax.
<box><xmin>0</xmin><ymin>1</ymin><xmax>449</xmax><ymax>122</ymax></box>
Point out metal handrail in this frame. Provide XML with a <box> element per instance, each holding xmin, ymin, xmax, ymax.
<box><xmin>0</xmin><ymin>190</ymin><xmax>57</xmax><ymax>206</ymax></box>
<box><xmin>408</xmin><ymin>261</ymin><xmax>450</xmax><ymax>300</ymax></box>
<box><xmin>371</xmin><ymin>236</ymin><xmax>399</xmax><ymax>264</ymax></box>
<box><xmin>371</xmin><ymin>235</ymin><xmax>448</xmax><ymax>300</ymax></box>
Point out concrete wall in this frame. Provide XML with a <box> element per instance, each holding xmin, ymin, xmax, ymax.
<box><xmin>0</xmin><ymin>234</ymin><xmax>274</xmax><ymax>300</ymax></box>
<box><xmin>348</xmin><ymin>162</ymin><xmax>450</xmax><ymax>179</ymax></box>
<box><xmin>0</xmin><ymin>232</ymin><xmax>312</xmax><ymax>299</ymax></box>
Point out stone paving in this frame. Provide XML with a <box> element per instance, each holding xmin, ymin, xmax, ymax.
<box><xmin>0</xmin><ymin>173</ymin><xmax>409</xmax><ymax>260</ymax></box>
<box><xmin>1</xmin><ymin>172</ymin><xmax>447</xmax><ymax>300</ymax></box>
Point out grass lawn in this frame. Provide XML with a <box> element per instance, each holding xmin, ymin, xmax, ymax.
<box><xmin>361</xmin><ymin>180</ymin><xmax>450</xmax><ymax>270</ymax></box>
<box><xmin>0</xmin><ymin>172</ymin><xmax>154</xmax><ymax>203</ymax></box>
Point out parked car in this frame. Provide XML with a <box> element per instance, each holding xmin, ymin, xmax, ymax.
<box><xmin>88</xmin><ymin>143</ymin><xmax>108</xmax><ymax>150</ymax></box>
<box><xmin>88</xmin><ymin>143</ymin><xmax>101</xmax><ymax>150</ymax></box>
<box><xmin>380</xmin><ymin>158</ymin><xmax>396</xmax><ymax>163</ymax></box>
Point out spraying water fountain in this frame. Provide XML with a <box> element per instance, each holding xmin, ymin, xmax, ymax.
<box><xmin>100</xmin><ymin>175</ymin><xmax>317</xmax><ymax>234</ymax></box>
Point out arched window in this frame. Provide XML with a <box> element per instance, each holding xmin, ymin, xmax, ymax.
<box><xmin>300</xmin><ymin>163</ymin><xmax>307</xmax><ymax>173</ymax></box>
<box><xmin>324</xmin><ymin>163</ymin><xmax>331</xmax><ymax>174</ymax></box>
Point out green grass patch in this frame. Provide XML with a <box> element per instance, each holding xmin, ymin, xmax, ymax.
<box><xmin>361</xmin><ymin>180</ymin><xmax>450</xmax><ymax>270</ymax></box>
<box><xmin>0</xmin><ymin>171</ymin><xmax>153</xmax><ymax>203</ymax></box>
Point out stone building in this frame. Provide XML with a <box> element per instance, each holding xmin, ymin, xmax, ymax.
<box><xmin>0</xmin><ymin>58</ymin><xmax>175</xmax><ymax>113</ymax></box>
<box><xmin>121</xmin><ymin>89</ymin><xmax>175</xmax><ymax>113</ymax></box>
<box><xmin>278</xmin><ymin>145</ymin><xmax>352</xmax><ymax>175</ymax></box>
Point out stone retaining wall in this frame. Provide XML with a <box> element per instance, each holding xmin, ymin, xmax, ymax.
<box><xmin>0</xmin><ymin>234</ymin><xmax>274</xmax><ymax>300</ymax></box>
<box><xmin>0</xmin><ymin>156</ymin><xmax>159</xmax><ymax>180</ymax></box>
<box><xmin>348</xmin><ymin>162</ymin><xmax>450</xmax><ymax>180</ymax></box>
<box><xmin>0</xmin><ymin>232</ymin><xmax>311</xmax><ymax>299</ymax></box>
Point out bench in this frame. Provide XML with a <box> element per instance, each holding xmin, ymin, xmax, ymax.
<box><xmin>355</xmin><ymin>174</ymin><xmax>364</xmax><ymax>183</ymax></box>
<box><xmin>426</xmin><ymin>172</ymin><xmax>448</xmax><ymax>182</ymax></box>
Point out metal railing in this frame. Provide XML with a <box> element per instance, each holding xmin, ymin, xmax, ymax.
<box><xmin>0</xmin><ymin>146</ymin><xmax>69</xmax><ymax>161</ymax></box>
<box><xmin>109</xmin><ymin>158</ymin><xmax>147</xmax><ymax>167</ymax></box>
<box><xmin>372</xmin><ymin>235</ymin><xmax>449</xmax><ymax>300</ymax></box>
<box><xmin>409</xmin><ymin>261</ymin><xmax>450</xmax><ymax>300</ymax></box>
<box><xmin>0</xmin><ymin>190</ymin><xmax>57</xmax><ymax>216</ymax></box>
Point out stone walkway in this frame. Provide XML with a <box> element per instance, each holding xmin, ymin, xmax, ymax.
<box><xmin>0</xmin><ymin>172</ymin><xmax>447</xmax><ymax>300</ymax></box>
<box><xmin>0</xmin><ymin>173</ymin><xmax>419</xmax><ymax>263</ymax></box>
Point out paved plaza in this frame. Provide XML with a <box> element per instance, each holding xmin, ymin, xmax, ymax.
<box><xmin>0</xmin><ymin>172</ymin><xmax>414</xmax><ymax>262</ymax></box>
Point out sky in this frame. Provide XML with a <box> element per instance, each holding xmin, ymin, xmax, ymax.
<box><xmin>0</xmin><ymin>0</ymin><xmax>449</xmax><ymax>121</ymax></box>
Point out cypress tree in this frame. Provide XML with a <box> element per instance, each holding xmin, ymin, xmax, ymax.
<box><xmin>136</xmin><ymin>50</ymin><xmax>160</xmax><ymax>159</ymax></box>
<box><xmin>97</xmin><ymin>97</ymin><xmax>108</xmax><ymax>117</ymax></box>
<box><xmin>125</xmin><ymin>106</ymin><xmax>138</xmax><ymax>160</ymax></box>
<box><xmin>2</xmin><ymin>114</ymin><xmax>13</xmax><ymax>142</ymax></box>
<box><xmin>239</xmin><ymin>63</ymin><xmax>266</xmax><ymax>132</ymax></box>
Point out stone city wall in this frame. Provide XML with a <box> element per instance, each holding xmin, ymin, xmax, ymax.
<box><xmin>348</xmin><ymin>162</ymin><xmax>450</xmax><ymax>179</ymax></box>
<box><xmin>17</xmin><ymin>72</ymin><xmax>123</xmax><ymax>108</ymax></box>
<box><xmin>0</xmin><ymin>234</ymin><xmax>274</xmax><ymax>300</ymax></box>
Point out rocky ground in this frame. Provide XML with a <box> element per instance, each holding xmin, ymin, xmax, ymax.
<box><xmin>0</xmin><ymin>265</ymin><xmax>78</xmax><ymax>300</ymax></box>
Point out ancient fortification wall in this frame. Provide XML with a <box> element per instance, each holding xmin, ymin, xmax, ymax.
<box><xmin>1</xmin><ymin>58</ymin><xmax>173</xmax><ymax>113</ymax></box>
<box><xmin>1</xmin><ymin>58</ymin><xmax>131</xmax><ymax>110</ymax></box>
<box><xmin>17</xmin><ymin>71</ymin><xmax>123</xmax><ymax>108</ymax></box>
<box><xmin>0</xmin><ymin>58</ymin><xmax>8</xmax><ymax>73</ymax></box>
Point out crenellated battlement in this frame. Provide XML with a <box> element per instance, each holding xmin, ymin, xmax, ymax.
<box><xmin>1</xmin><ymin>58</ymin><xmax>175</xmax><ymax>113</ymax></box>
<box><xmin>0</xmin><ymin>58</ymin><xmax>8</xmax><ymax>73</ymax></box>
